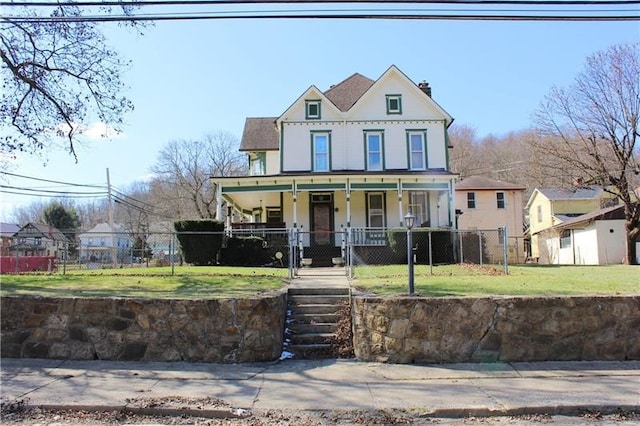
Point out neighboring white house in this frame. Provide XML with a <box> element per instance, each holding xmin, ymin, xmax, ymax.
<box><xmin>78</xmin><ymin>223</ymin><xmax>132</xmax><ymax>263</ymax></box>
<box><xmin>537</xmin><ymin>204</ymin><xmax>627</xmax><ymax>265</ymax></box>
<box><xmin>212</xmin><ymin>65</ymin><xmax>456</xmax><ymax>264</ymax></box>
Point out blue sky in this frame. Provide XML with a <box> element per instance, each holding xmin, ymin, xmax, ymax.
<box><xmin>1</xmin><ymin>17</ymin><xmax>638</xmax><ymax>221</ymax></box>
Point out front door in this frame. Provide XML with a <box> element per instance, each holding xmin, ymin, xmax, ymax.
<box><xmin>310</xmin><ymin>193</ymin><xmax>333</xmax><ymax>245</ymax></box>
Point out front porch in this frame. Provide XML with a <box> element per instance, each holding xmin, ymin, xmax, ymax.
<box><xmin>215</xmin><ymin>172</ymin><xmax>457</xmax><ymax>251</ymax></box>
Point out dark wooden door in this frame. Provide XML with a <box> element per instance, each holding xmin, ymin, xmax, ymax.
<box><xmin>312</xmin><ymin>203</ymin><xmax>332</xmax><ymax>245</ymax></box>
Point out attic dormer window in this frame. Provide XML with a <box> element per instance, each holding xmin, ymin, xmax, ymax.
<box><xmin>386</xmin><ymin>94</ymin><xmax>402</xmax><ymax>115</ymax></box>
<box><xmin>306</xmin><ymin>100</ymin><xmax>321</xmax><ymax>119</ymax></box>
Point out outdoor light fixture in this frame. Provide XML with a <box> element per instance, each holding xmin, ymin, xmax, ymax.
<box><xmin>405</xmin><ymin>211</ymin><xmax>415</xmax><ymax>295</ymax></box>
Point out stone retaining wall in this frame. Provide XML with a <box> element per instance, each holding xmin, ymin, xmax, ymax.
<box><xmin>1</xmin><ymin>293</ymin><xmax>286</xmax><ymax>362</ymax></box>
<box><xmin>352</xmin><ymin>295</ymin><xmax>640</xmax><ymax>363</ymax></box>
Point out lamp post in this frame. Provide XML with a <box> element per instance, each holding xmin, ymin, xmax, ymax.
<box><xmin>405</xmin><ymin>211</ymin><xmax>415</xmax><ymax>295</ymax></box>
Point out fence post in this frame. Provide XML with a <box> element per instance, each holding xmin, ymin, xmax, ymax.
<box><xmin>348</xmin><ymin>227</ymin><xmax>354</xmax><ymax>280</ymax></box>
<box><xmin>170</xmin><ymin>232</ymin><xmax>175</xmax><ymax>276</ymax></box>
<box><xmin>428</xmin><ymin>230</ymin><xmax>433</xmax><ymax>276</ymax></box>
<box><xmin>502</xmin><ymin>226</ymin><xmax>509</xmax><ymax>274</ymax></box>
<box><xmin>458</xmin><ymin>231</ymin><xmax>464</xmax><ymax>264</ymax></box>
<box><xmin>478</xmin><ymin>230</ymin><xmax>483</xmax><ymax>266</ymax></box>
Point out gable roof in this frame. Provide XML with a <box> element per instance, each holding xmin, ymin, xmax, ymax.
<box><xmin>525</xmin><ymin>186</ymin><xmax>605</xmax><ymax>210</ymax></box>
<box><xmin>539</xmin><ymin>187</ymin><xmax>604</xmax><ymax>201</ymax></box>
<box><xmin>455</xmin><ymin>176</ymin><xmax>526</xmax><ymax>191</ymax></box>
<box><xmin>15</xmin><ymin>223</ymin><xmax>70</xmax><ymax>243</ymax></box>
<box><xmin>324</xmin><ymin>73</ymin><xmax>375</xmax><ymax>112</ymax></box>
<box><xmin>240</xmin><ymin>117</ymin><xmax>278</xmax><ymax>151</ymax></box>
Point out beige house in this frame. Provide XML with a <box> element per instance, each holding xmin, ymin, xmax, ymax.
<box><xmin>455</xmin><ymin>176</ymin><xmax>526</xmax><ymax>264</ymax></box>
<box><xmin>525</xmin><ymin>187</ymin><xmax>618</xmax><ymax>262</ymax></box>
<box><xmin>213</xmin><ymin>65</ymin><xmax>457</xmax><ymax>265</ymax></box>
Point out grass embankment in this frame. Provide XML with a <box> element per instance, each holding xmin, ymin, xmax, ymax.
<box><xmin>353</xmin><ymin>264</ymin><xmax>640</xmax><ymax>297</ymax></box>
<box><xmin>0</xmin><ymin>266</ymin><xmax>288</xmax><ymax>299</ymax></box>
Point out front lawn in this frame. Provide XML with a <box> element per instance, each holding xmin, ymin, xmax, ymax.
<box><xmin>0</xmin><ymin>266</ymin><xmax>288</xmax><ymax>298</ymax></box>
<box><xmin>353</xmin><ymin>264</ymin><xmax>640</xmax><ymax>297</ymax></box>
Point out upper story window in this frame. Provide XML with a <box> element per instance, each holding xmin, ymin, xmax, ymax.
<box><xmin>250</xmin><ymin>152</ymin><xmax>266</xmax><ymax>176</ymax></box>
<box><xmin>34</xmin><ymin>237</ymin><xmax>42</xmax><ymax>246</ymax></box>
<box><xmin>496</xmin><ymin>192</ymin><xmax>506</xmax><ymax>209</ymax></box>
<box><xmin>311</xmin><ymin>131</ymin><xmax>331</xmax><ymax>172</ymax></box>
<box><xmin>305</xmin><ymin>100</ymin><xmax>321</xmax><ymax>120</ymax></box>
<box><xmin>365</xmin><ymin>131</ymin><xmax>384</xmax><ymax>171</ymax></box>
<box><xmin>386</xmin><ymin>94</ymin><xmax>402</xmax><ymax>115</ymax></box>
<box><xmin>407</xmin><ymin>131</ymin><xmax>427</xmax><ymax>170</ymax></box>
<box><xmin>537</xmin><ymin>205</ymin><xmax>543</xmax><ymax>223</ymax></box>
<box><xmin>467</xmin><ymin>192</ymin><xmax>476</xmax><ymax>209</ymax></box>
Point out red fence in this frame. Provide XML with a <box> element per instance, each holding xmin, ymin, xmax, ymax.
<box><xmin>0</xmin><ymin>256</ymin><xmax>56</xmax><ymax>274</ymax></box>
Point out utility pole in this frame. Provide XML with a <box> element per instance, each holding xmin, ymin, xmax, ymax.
<box><xmin>106</xmin><ymin>168</ymin><xmax>117</xmax><ymax>267</ymax></box>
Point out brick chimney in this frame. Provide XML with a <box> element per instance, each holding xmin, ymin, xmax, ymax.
<box><xmin>418</xmin><ymin>81</ymin><xmax>432</xmax><ymax>97</ymax></box>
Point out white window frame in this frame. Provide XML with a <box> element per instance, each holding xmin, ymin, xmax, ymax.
<box><xmin>467</xmin><ymin>192</ymin><xmax>476</xmax><ymax>209</ymax></box>
<box><xmin>306</xmin><ymin>100</ymin><xmax>321</xmax><ymax>119</ymax></box>
<box><xmin>312</xmin><ymin>132</ymin><xmax>330</xmax><ymax>172</ymax></box>
<box><xmin>407</xmin><ymin>131</ymin><xmax>427</xmax><ymax>170</ymax></box>
<box><xmin>496</xmin><ymin>192</ymin><xmax>506</xmax><ymax>209</ymax></box>
<box><xmin>365</xmin><ymin>131</ymin><xmax>384</xmax><ymax>171</ymax></box>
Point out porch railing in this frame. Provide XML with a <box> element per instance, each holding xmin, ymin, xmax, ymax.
<box><xmin>351</xmin><ymin>227</ymin><xmax>386</xmax><ymax>246</ymax></box>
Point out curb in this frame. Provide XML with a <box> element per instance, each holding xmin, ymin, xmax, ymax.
<box><xmin>15</xmin><ymin>403</ymin><xmax>639</xmax><ymax>420</ymax></box>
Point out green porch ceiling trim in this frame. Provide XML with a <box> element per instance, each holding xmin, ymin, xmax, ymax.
<box><xmin>222</xmin><ymin>184</ymin><xmax>292</xmax><ymax>193</ymax></box>
<box><xmin>402</xmin><ymin>182</ymin><xmax>449</xmax><ymax>190</ymax></box>
<box><xmin>350</xmin><ymin>183</ymin><xmax>397</xmax><ymax>190</ymax></box>
<box><xmin>297</xmin><ymin>183</ymin><xmax>346</xmax><ymax>190</ymax></box>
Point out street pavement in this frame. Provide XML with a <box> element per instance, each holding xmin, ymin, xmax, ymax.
<box><xmin>1</xmin><ymin>358</ymin><xmax>639</xmax><ymax>419</ymax></box>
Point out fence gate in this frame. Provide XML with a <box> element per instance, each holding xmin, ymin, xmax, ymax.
<box><xmin>288</xmin><ymin>229</ymin><xmax>348</xmax><ymax>277</ymax></box>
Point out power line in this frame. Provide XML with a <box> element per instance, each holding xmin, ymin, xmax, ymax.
<box><xmin>3</xmin><ymin>12</ymin><xmax>637</xmax><ymax>21</ymax></box>
<box><xmin>2</xmin><ymin>0</ymin><xmax>638</xmax><ymax>6</ymax></box>
<box><xmin>0</xmin><ymin>171</ymin><xmax>106</xmax><ymax>189</ymax></box>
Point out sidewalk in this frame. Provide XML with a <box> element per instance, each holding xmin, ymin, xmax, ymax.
<box><xmin>1</xmin><ymin>358</ymin><xmax>638</xmax><ymax>418</ymax></box>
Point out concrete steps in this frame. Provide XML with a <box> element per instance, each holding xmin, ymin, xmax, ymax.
<box><xmin>284</xmin><ymin>286</ymin><xmax>350</xmax><ymax>359</ymax></box>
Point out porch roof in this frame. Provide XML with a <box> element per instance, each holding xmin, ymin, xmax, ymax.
<box><xmin>215</xmin><ymin>170</ymin><xmax>456</xmax><ymax>208</ymax></box>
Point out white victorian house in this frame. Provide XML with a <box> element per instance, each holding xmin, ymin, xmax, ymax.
<box><xmin>213</xmin><ymin>65</ymin><xmax>456</xmax><ymax>263</ymax></box>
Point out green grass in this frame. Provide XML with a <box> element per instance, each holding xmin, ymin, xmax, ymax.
<box><xmin>353</xmin><ymin>264</ymin><xmax>640</xmax><ymax>297</ymax></box>
<box><xmin>0</xmin><ymin>266</ymin><xmax>288</xmax><ymax>299</ymax></box>
<box><xmin>1</xmin><ymin>264</ymin><xmax>638</xmax><ymax>299</ymax></box>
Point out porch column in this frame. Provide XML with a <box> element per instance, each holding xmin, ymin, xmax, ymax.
<box><xmin>215</xmin><ymin>184</ymin><xmax>222</xmax><ymax>220</ymax></box>
<box><xmin>292</xmin><ymin>180</ymin><xmax>298</xmax><ymax>228</ymax></box>
<box><xmin>448</xmin><ymin>178</ymin><xmax>455</xmax><ymax>228</ymax></box>
<box><xmin>346</xmin><ymin>179</ymin><xmax>351</xmax><ymax>227</ymax></box>
<box><xmin>398</xmin><ymin>179</ymin><xmax>404</xmax><ymax>226</ymax></box>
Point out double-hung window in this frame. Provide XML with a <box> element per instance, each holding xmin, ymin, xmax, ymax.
<box><xmin>312</xmin><ymin>131</ymin><xmax>331</xmax><ymax>172</ymax></box>
<box><xmin>407</xmin><ymin>131</ymin><xmax>427</xmax><ymax>170</ymax></box>
<box><xmin>250</xmin><ymin>152</ymin><xmax>266</xmax><ymax>176</ymax></box>
<box><xmin>408</xmin><ymin>191</ymin><xmax>429</xmax><ymax>227</ymax></box>
<box><xmin>365</xmin><ymin>131</ymin><xmax>384</xmax><ymax>171</ymax></box>
<box><xmin>467</xmin><ymin>192</ymin><xmax>476</xmax><ymax>209</ymax></box>
<box><xmin>367</xmin><ymin>193</ymin><xmax>385</xmax><ymax>227</ymax></box>
<box><xmin>496</xmin><ymin>192</ymin><xmax>506</xmax><ymax>209</ymax></box>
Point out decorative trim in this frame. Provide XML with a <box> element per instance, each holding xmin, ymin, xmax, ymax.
<box><xmin>222</xmin><ymin>184</ymin><xmax>293</xmax><ymax>193</ymax></box>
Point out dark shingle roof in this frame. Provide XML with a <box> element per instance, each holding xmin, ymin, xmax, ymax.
<box><xmin>456</xmin><ymin>175</ymin><xmax>526</xmax><ymax>191</ymax></box>
<box><xmin>239</xmin><ymin>117</ymin><xmax>279</xmax><ymax>152</ymax></box>
<box><xmin>324</xmin><ymin>73</ymin><xmax>375</xmax><ymax>112</ymax></box>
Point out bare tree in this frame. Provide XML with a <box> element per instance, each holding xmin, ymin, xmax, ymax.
<box><xmin>150</xmin><ymin>132</ymin><xmax>245</xmax><ymax>219</ymax></box>
<box><xmin>1</xmin><ymin>2</ymin><xmax>141</xmax><ymax>160</ymax></box>
<box><xmin>534</xmin><ymin>42</ymin><xmax>640</xmax><ymax>264</ymax></box>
